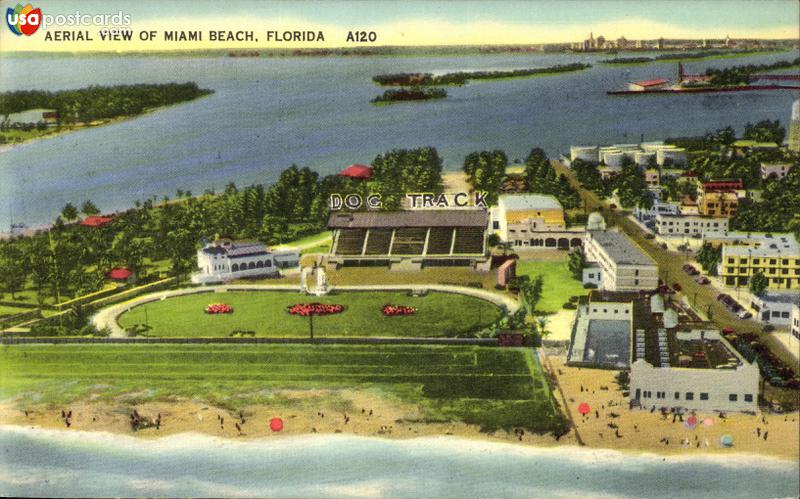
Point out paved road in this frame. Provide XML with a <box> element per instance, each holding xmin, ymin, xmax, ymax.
<box><xmin>93</xmin><ymin>283</ymin><xmax>520</xmax><ymax>338</ymax></box>
<box><xmin>551</xmin><ymin>159</ymin><xmax>799</xmax><ymax>372</ymax></box>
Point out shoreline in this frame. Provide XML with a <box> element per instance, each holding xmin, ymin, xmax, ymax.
<box><xmin>1</xmin><ymin>422</ymin><xmax>797</xmax><ymax>465</ymax></box>
<box><xmin>0</xmin><ymin>92</ymin><xmax>215</xmax><ymax>154</ymax></box>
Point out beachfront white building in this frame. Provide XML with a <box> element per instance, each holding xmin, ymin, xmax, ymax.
<box><xmin>192</xmin><ymin>238</ymin><xmax>299</xmax><ymax>284</ymax></box>
<box><xmin>583</xmin><ymin>230</ymin><xmax>659</xmax><ymax>291</ymax></box>
<box><xmin>568</xmin><ymin>290</ymin><xmax>760</xmax><ymax>413</ymax></box>
<box><xmin>631</xmin><ymin>329</ymin><xmax>759</xmax><ymax>413</ymax></box>
<box><xmin>654</xmin><ymin>214</ymin><xmax>729</xmax><ymax>238</ymax></box>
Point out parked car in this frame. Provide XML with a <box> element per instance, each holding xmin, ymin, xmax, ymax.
<box><xmin>683</xmin><ymin>264</ymin><xmax>699</xmax><ymax>276</ymax></box>
<box><xmin>672</xmin><ymin>283</ymin><xmax>682</xmax><ymax>292</ymax></box>
<box><xmin>737</xmin><ymin>310</ymin><xmax>753</xmax><ymax>320</ymax></box>
<box><xmin>716</xmin><ymin>293</ymin><xmax>730</xmax><ymax>302</ymax></box>
<box><xmin>695</xmin><ymin>276</ymin><xmax>710</xmax><ymax>285</ymax></box>
<box><xmin>609</xmin><ymin>204</ymin><xmax>617</xmax><ymax>210</ymax></box>
<box><xmin>644</xmin><ymin>233</ymin><xmax>655</xmax><ymax>240</ymax></box>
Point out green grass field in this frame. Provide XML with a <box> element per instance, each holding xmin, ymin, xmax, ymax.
<box><xmin>515</xmin><ymin>259</ymin><xmax>585</xmax><ymax>313</ymax></box>
<box><xmin>0</xmin><ymin>343</ymin><xmax>566</xmax><ymax>433</ymax></box>
<box><xmin>118</xmin><ymin>290</ymin><xmax>502</xmax><ymax>338</ymax></box>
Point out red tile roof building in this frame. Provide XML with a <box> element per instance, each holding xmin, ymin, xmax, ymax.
<box><xmin>338</xmin><ymin>164</ymin><xmax>373</xmax><ymax>179</ymax></box>
<box><xmin>80</xmin><ymin>215</ymin><xmax>114</xmax><ymax>227</ymax></box>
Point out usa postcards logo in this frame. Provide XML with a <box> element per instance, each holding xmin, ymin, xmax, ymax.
<box><xmin>6</xmin><ymin>3</ymin><xmax>41</xmax><ymax>36</ymax></box>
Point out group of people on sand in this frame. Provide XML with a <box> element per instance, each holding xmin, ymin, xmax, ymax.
<box><xmin>59</xmin><ymin>409</ymin><xmax>73</xmax><ymax>428</ymax></box>
<box><xmin>130</xmin><ymin>409</ymin><xmax>161</xmax><ymax>431</ymax></box>
<box><xmin>217</xmin><ymin>410</ymin><xmax>247</xmax><ymax>435</ymax></box>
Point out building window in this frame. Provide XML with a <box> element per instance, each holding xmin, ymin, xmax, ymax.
<box><xmin>729</xmin><ymin>394</ymin><xmax>738</xmax><ymax>401</ymax></box>
<box><xmin>674</xmin><ymin>392</ymin><xmax>680</xmax><ymax>400</ymax></box>
<box><xmin>492</xmin><ymin>221</ymin><xmax>499</xmax><ymax>229</ymax></box>
<box><xmin>700</xmin><ymin>393</ymin><xmax>709</xmax><ymax>400</ymax></box>
<box><xmin>744</xmin><ymin>394</ymin><xmax>753</xmax><ymax>402</ymax></box>
<box><xmin>685</xmin><ymin>392</ymin><xmax>694</xmax><ymax>400</ymax></box>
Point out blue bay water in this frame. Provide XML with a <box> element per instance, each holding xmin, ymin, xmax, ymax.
<box><xmin>0</xmin><ymin>51</ymin><xmax>798</xmax><ymax>229</ymax></box>
<box><xmin>1</xmin><ymin>426</ymin><xmax>798</xmax><ymax>498</ymax></box>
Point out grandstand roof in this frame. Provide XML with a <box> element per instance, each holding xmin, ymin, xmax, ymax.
<box><xmin>328</xmin><ymin>210</ymin><xmax>487</xmax><ymax>229</ymax></box>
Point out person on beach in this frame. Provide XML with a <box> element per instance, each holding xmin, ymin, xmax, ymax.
<box><xmin>763</xmin><ymin>431</ymin><xmax>768</xmax><ymax>441</ymax></box>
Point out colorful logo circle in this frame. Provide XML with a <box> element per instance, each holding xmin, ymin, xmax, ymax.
<box><xmin>6</xmin><ymin>4</ymin><xmax>41</xmax><ymax>36</ymax></box>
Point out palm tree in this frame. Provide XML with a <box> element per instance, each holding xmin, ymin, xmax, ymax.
<box><xmin>536</xmin><ymin>316</ymin><xmax>551</xmax><ymax>340</ymax></box>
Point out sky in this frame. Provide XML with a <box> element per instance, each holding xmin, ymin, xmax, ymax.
<box><xmin>1</xmin><ymin>0</ymin><xmax>798</xmax><ymax>52</ymax></box>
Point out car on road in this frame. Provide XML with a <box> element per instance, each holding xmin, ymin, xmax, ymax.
<box><xmin>683</xmin><ymin>264</ymin><xmax>699</xmax><ymax>275</ymax></box>
<box><xmin>672</xmin><ymin>283</ymin><xmax>682</xmax><ymax>292</ymax></box>
<box><xmin>695</xmin><ymin>276</ymin><xmax>710</xmax><ymax>285</ymax></box>
<box><xmin>737</xmin><ymin>310</ymin><xmax>753</xmax><ymax>320</ymax></box>
<box><xmin>644</xmin><ymin>233</ymin><xmax>655</xmax><ymax>240</ymax></box>
<box><xmin>716</xmin><ymin>293</ymin><xmax>730</xmax><ymax>301</ymax></box>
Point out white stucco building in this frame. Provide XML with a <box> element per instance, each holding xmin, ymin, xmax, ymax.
<box><xmin>192</xmin><ymin>239</ymin><xmax>299</xmax><ymax>284</ymax></box>
<box><xmin>654</xmin><ymin>214</ymin><xmax>729</xmax><ymax>238</ymax></box>
<box><xmin>631</xmin><ymin>329</ymin><xmax>759</xmax><ymax>413</ymax></box>
<box><xmin>583</xmin><ymin>230</ymin><xmax>659</xmax><ymax>291</ymax></box>
<box><xmin>750</xmin><ymin>292</ymin><xmax>800</xmax><ymax>326</ymax></box>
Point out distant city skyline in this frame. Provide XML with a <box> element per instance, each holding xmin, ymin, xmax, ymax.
<box><xmin>1</xmin><ymin>0</ymin><xmax>798</xmax><ymax>52</ymax></box>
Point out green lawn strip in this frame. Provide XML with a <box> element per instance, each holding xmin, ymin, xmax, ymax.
<box><xmin>300</xmin><ymin>243</ymin><xmax>331</xmax><ymax>255</ymax></box>
<box><xmin>117</xmin><ymin>290</ymin><xmax>502</xmax><ymax>338</ymax></box>
<box><xmin>0</xmin><ymin>344</ymin><xmax>563</xmax><ymax>433</ymax></box>
<box><xmin>514</xmin><ymin>259</ymin><xmax>585</xmax><ymax>313</ymax></box>
<box><xmin>282</xmin><ymin>231</ymin><xmax>332</xmax><ymax>248</ymax></box>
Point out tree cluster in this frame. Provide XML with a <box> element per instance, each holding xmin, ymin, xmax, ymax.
<box><xmin>523</xmin><ymin>148</ymin><xmax>580</xmax><ymax>209</ymax></box>
<box><xmin>704</xmin><ymin>57</ymin><xmax>800</xmax><ymax>86</ymax></box>
<box><xmin>462</xmin><ymin>150</ymin><xmax>508</xmax><ymax>205</ymax></box>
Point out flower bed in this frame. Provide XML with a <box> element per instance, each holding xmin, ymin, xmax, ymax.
<box><xmin>288</xmin><ymin>303</ymin><xmax>344</xmax><ymax>316</ymax></box>
<box><xmin>382</xmin><ymin>304</ymin><xmax>417</xmax><ymax>316</ymax></box>
<box><xmin>205</xmin><ymin>303</ymin><xmax>233</xmax><ymax>314</ymax></box>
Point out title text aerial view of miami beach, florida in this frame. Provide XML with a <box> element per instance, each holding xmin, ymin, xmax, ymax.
<box><xmin>0</xmin><ymin>0</ymin><xmax>799</xmax><ymax>497</ymax></box>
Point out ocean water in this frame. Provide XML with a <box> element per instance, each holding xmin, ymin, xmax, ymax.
<box><xmin>0</xmin><ymin>51</ymin><xmax>798</xmax><ymax>229</ymax></box>
<box><xmin>0</xmin><ymin>425</ymin><xmax>798</xmax><ymax>498</ymax></box>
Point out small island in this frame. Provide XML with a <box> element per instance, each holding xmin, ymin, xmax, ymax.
<box><xmin>372</xmin><ymin>87</ymin><xmax>447</xmax><ymax>104</ymax></box>
<box><xmin>0</xmin><ymin>82</ymin><xmax>214</xmax><ymax>146</ymax></box>
<box><xmin>372</xmin><ymin>63</ymin><xmax>591</xmax><ymax>87</ymax></box>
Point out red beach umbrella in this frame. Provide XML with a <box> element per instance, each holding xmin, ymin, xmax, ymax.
<box><xmin>269</xmin><ymin>417</ymin><xmax>284</xmax><ymax>432</ymax></box>
<box><xmin>577</xmin><ymin>402</ymin><xmax>590</xmax><ymax>415</ymax></box>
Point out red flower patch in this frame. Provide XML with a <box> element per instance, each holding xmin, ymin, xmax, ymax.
<box><xmin>205</xmin><ymin>303</ymin><xmax>233</xmax><ymax>314</ymax></box>
<box><xmin>382</xmin><ymin>304</ymin><xmax>417</xmax><ymax>316</ymax></box>
<box><xmin>288</xmin><ymin>303</ymin><xmax>344</xmax><ymax>316</ymax></box>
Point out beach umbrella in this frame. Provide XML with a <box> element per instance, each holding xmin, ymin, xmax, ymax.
<box><xmin>684</xmin><ymin>415</ymin><xmax>698</xmax><ymax>429</ymax></box>
<box><xmin>702</xmin><ymin>418</ymin><xmax>714</xmax><ymax>427</ymax></box>
<box><xmin>720</xmin><ymin>434</ymin><xmax>733</xmax><ymax>447</ymax></box>
<box><xmin>577</xmin><ymin>402</ymin><xmax>590</xmax><ymax>416</ymax></box>
<box><xmin>270</xmin><ymin>417</ymin><xmax>284</xmax><ymax>432</ymax></box>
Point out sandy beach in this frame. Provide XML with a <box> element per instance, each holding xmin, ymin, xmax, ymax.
<box><xmin>2</xmin><ymin>354</ymin><xmax>797</xmax><ymax>462</ymax></box>
<box><xmin>547</xmin><ymin>356</ymin><xmax>800</xmax><ymax>460</ymax></box>
<box><xmin>0</xmin><ymin>388</ymin><xmax>577</xmax><ymax>449</ymax></box>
